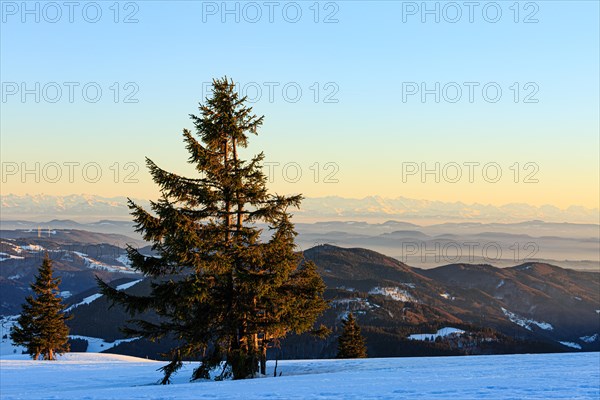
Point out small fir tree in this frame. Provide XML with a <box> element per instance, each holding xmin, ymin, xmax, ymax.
<box><xmin>336</xmin><ymin>313</ymin><xmax>367</xmax><ymax>359</ymax></box>
<box><xmin>11</xmin><ymin>254</ymin><xmax>71</xmax><ymax>360</ymax></box>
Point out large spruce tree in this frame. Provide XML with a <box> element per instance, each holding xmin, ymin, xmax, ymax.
<box><xmin>336</xmin><ymin>313</ymin><xmax>367</xmax><ymax>359</ymax></box>
<box><xmin>11</xmin><ymin>254</ymin><xmax>71</xmax><ymax>360</ymax></box>
<box><xmin>98</xmin><ymin>77</ymin><xmax>327</xmax><ymax>383</ymax></box>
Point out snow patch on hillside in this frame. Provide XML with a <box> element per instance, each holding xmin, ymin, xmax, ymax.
<box><xmin>65</xmin><ymin>293</ymin><xmax>103</xmax><ymax>312</ymax></box>
<box><xmin>69</xmin><ymin>336</ymin><xmax>140</xmax><ymax>353</ymax></box>
<box><xmin>116</xmin><ymin>279</ymin><xmax>143</xmax><ymax>291</ymax></box>
<box><xmin>116</xmin><ymin>254</ymin><xmax>131</xmax><ymax>267</ymax></box>
<box><xmin>65</xmin><ymin>279</ymin><xmax>142</xmax><ymax>312</ymax></box>
<box><xmin>0</xmin><ymin>241</ymin><xmax>22</xmax><ymax>252</ymax></box>
<box><xmin>580</xmin><ymin>334</ymin><xmax>599</xmax><ymax>343</ymax></box>
<box><xmin>409</xmin><ymin>327</ymin><xmax>465</xmax><ymax>341</ymax></box>
<box><xmin>559</xmin><ymin>341</ymin><xmax>582</xmax><ymax>350</ymax></box>
<box><xmin>369</xmin><ymin>287</ymin><xmax>415</xmax><ymax>302</ymax></box>
<box><xmin>501</xmin><ymin>308</ymin><xmax>553</xmax><ymax>331</ymax></box>
<box><xmin>330</xmin><ymin>297</ymin><xmax>381</xmax><ymax>321</ymax></box>
<box><xmin>73</xmin><ymin>251</ymin><xmax>136</xmax><ymax>274</ymax></box>
<box><xmin>21</xmin><ymin>244</ymin><xmax>44</xmax><ymax>252</ymax></box>
<box><xmin>331</xmin><ymin>297</ymin><xmax>378</xmax><ymax>309</ymax></box>
<box><xmin>331</xmin><ymin>297</ymin><xmax>378</xmax><ymax>320</ymax></box>
<box><xmin>0</xmin><ymin>252</ymin><xmax>25</xmax><ymax>262</ymax></box>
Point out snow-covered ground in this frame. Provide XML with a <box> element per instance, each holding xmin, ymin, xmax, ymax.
<box><xmin>0</xmin><ymin>352</ymin><xmax>597</xmax><ymax>399</ymax></box>
<box><xmin>0</xmin><ymin>316</ymin><xmax>26</xmax><ymax>356</ymax></box>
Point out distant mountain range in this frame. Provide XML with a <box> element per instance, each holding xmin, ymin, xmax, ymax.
<box><xmin>52</xmin><ymin>246</ymin><xmax>600</xmax><ymax>358</ymax></box>
<box><xmin>293</xmin><ymin>220</ymin><xmax>600</xmax><ymax>270</ymax></box>
<box><xmin>0</xmin><ymin>194</ymin><xmax>143</xmax><ymax>221</ymax></box>
<box><xmin>1</xmin><ymin>231</ymin><xmax>598</xmax><ymax>358</ymax></box>
<box><xmin>303</xmin><ymin>245</ymin><xmax>599</xmax><ymax>354</ymax></box>
<box><xmin>299</xmin><ymin>196</ymin><xmax>599</xmax><ymax>224</ymax></box>
<box><xmin>2</xmin><ymin>218</ymin><xmax>598</xmax><ymax>270</ymax></box>
<box><xmin>2</xmin><ymin>194</ymin><xmax>598</xmax><ymax>224</ymax></box>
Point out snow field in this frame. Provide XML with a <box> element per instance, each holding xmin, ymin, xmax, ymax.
<box><xmin>0</xmin><ymin>352</ymin><xmax>598</xmax><ymax>399</ymax></box>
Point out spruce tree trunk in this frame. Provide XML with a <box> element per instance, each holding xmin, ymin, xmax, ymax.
<box><xmin>260</xmin><ymin>345</ymin><xmax>267</xmax><ymax>375</ymax></box>
<box><xmin>224</xmin><ymin>138</ymin><xmax>231</xmax><ymax>243</ymax></box>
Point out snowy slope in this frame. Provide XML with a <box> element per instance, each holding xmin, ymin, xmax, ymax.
<box><xmin>408</xmin><ymin>327</ymin><xmax>465</xmax><ymax>341</ymax></box>
<box><xmin>65</xmin><ymin>279</ymin><xmax>143</xmax><ymax>312</ymax></box>
<box><xmin>0</xmin><ymin>352</ymin><xmax>598</xmax><ymax>399</ymax></box>
<box><xmin>1</xmin><ymin>315</ymin><xmax>139</xmax><ymax>355</ymax></box>
<box><xmin>501</xmin><ymin>307</ymin><xmax>554</xmax><ymax>331</ymax></box>
<box><xmin>68</xmin><ymin>336</ymin><xmax>140</xmax><ymax>353</ymax></box>
<box><xmin>0</xmin><ymin>316</ymin><xmax>25</xmax><ymax>356</ymax></box>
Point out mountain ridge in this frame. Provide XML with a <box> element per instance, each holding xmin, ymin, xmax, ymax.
<box><xmin>98</xmin><ymin>245</ymin><xmax>597</xmax><ymax>356</ymax></box>
<box><xmin>2</xmin><ymin>194</ymin><xmax>598</xmax><ymax>224</ymax></box>
<box><xmin>1</xmin><ymin>234</ymin><xmax>597</xmax><ymax>357</ymax></box>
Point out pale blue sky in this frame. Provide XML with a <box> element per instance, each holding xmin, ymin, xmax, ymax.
<box><xmin>1</xmin><ymin>1</ymin><xmax>598</xmax><ymax>208</ymax></box>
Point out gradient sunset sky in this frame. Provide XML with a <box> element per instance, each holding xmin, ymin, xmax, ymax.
<box><xmin>1</xmin><ymin>1</ymin><xmax>598</xmax><ymax>210</ymax></box>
